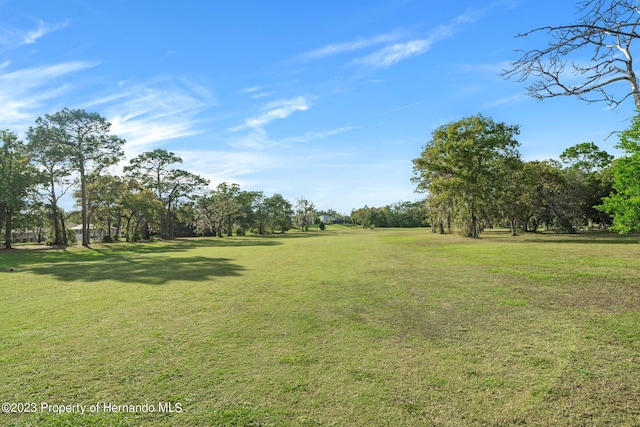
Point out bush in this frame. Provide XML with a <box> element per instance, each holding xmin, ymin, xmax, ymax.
<box><xmin>102</xmin><ymin>235</ymin><xmax>114</xmax><ymax>243</ymax></box>
<box><xmin>127</xmin><ymin>231</ymin><xmax>141</xmax><ymax>243</ymax></box>
<box><xmin>66</xmin><ymin>229</ymin><xmax>77</xmax><ymax>244</ymax></box>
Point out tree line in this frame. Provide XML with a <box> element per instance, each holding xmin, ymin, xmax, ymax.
<box><xmin>350</xmin><ymin>201</ymin><xmax>428</xmax><ymax>229</ymax></box>
<box><xmin>0</xmin><ymin>108</ymin><xmax>332</xmax><ymax>249</ymax></box>
<box><xmin>410</xmin><ymin>113</ymin><xmax>640</xmax><ymax>238</ymax></box>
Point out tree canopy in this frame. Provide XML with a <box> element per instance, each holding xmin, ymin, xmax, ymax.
<box><xmin>0</xmin><ymin>131</ymin><xmax>37</xmax><ymax>249</ymax></box>
<box><xmin>30</xmin><ymin>108</ymin><xmax>125</xmax><ymax>246</ymax></box>
<box><xmin>598</xmin><ymin>113</ymin><xmax>640</xmax><ymax>232</ymax></box>
<box><xmin>124</xmin><ymin>149</ymin><xmax>209</xmax><ymax>239</ymax></box>
<box><xmin>412</xmin><ymin>114</ymin><xmax>521</xmax><ymax>238</ymax></box>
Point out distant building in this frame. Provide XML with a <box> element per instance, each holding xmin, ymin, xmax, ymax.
<box><xmin>10</xmin><ymin>229</ymin><xmax>40</xmax><ymax>243</ymax></box>
<box><xmin>318</xmin><ymin>215</ymin><xmax>336</xmax><ymax>224</ymax></box>
<box><xmin>68</xmin><ymin>224</ymin><xmax>117</xmax><ymax>242</ymax></box>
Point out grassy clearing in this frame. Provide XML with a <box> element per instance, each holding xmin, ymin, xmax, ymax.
<box><xmin>1</xmin><ymin>227</ymin><xmax>640</xmax><ymax>426</ymax></box>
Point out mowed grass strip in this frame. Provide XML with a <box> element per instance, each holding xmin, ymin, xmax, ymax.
<box><xmin>1</xmin><ymin>227</ymin><xmax>640</xmax><ymax>426</ymax></box>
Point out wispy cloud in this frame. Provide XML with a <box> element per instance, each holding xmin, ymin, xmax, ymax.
<box><xmin>84</xmin><ymin>76</ymin><xmax>217</xmax><ymax>157</ymax></box>
<box><xmin>238</xmin><ymin>85</ymin><xmax>277</xmax><ymax>99</ymax></box>
<box><xmin>482</xmin><ymin>93</ymin><xmax>525</xmax><ymax>109</ymax></box>
<box><xmin>280</xmin><ymin>126</ymin><xmax>359</xmax><ymax>144</ymax></box>
<box><xmin>230</xmin><ymin>96</ymin><xmax>310</xmax><ymax>132</ymax></box>
<box><xmin>240</xmin><ymin>86</ymin><xmax>263</xmax><ymax>94</ymax></box>
<box><xmin>160</xmin><ymin>50</ymin><xmax>175</xmax><ymax>60</ymax></box>
<box><xmin>354</xmin><ymin>39</ymin><xmax>432</xmax><ymax>68</ymax></box>
<box><xmin>300</xmin><ymin>32</ymin><xmax>403</xmax><ymax>60</ymax></box>
<box><xmin>23</xmin><ymin>20</ymin><xmax>67</xmax><ymax>44</ymax></box>
<box><xmin>364</xmin><ymin>101</ymin><xmax>424</xmax><ymax>120</ymax></box>
<box><xmin>227</xmin><ymin>125</ymin><xmax>358</xmax><ymax>150</ymax></box>
<box><xmin>1</xmin><ymin>61</ymin><xmax>98</xmax><ymax>82</ymax></box>
<box><xmin>226</xmin><ymin>128</ymin><xmax>277</xmax><ymax>149</ymax></box>
<box><xmin>250</xmin><ymin>91</ymin><xmax>276</xmax><ymax>99</ymax></box>
<box><xmin>0</xmin><ymin>61</ymin><xmax>99</xmax><ymax>130</ymax></box>
<box><xmin>0</xmin><ymin>19</ymin><xmax>67</xmax><ymax>50</ymax></box>
<box><xmin>352</xmin><ymin>11</ymin><xmax>483</xmax><ymax>68</ymax></box>
<box><xmin>176</xmin><ymin>149</ymin><xmax>284</xmax><ymax>189</ymax></box>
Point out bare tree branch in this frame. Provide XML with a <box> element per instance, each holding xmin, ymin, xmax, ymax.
<box><xmin>501</xmin><ymin>0</ymin><xmax>640</xmax><ymax>108</ymax></box>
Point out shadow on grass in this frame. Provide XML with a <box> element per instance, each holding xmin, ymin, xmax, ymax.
<box><xmin>521</xmin><ymin>232</ymin><xmax>640</xmax><ymax>245</ymax></box>
<box><xmin>482</xmin><ymin>229</ymin><xmax>640</xmax><ymax>245</ymax></box>
<box><xmin>0</xmin><ymin>236</ymin><xmax>283</xmax><ymax>269</ymax></box>
<box><xmin>249</xmin><ymin>231</ymin><xmax>330</xmax><ymax>239</ymax></box>
<box><xmin>23</xmin><ymin>255</ymin><xmax>245</xmax><ymax>285</ymax></box>
<box><xmin>107</xmin><ymin>236</ymin><xmax>285</xmax><ymax>253</ymax></box>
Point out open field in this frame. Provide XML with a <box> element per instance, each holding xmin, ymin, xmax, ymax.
<box><xmin>1</xmin><ymin>227</ymin><xmax>640</xmax><ymax>426</ymax></box>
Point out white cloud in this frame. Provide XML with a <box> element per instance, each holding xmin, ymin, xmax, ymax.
<box><xmin>0</xmin><ymin>61</ymin><xmax>99</xmax><ymax>130</ymax></box>
<box><xmin>175</xmin><ymin>148</ymin><xmax>284</xmax><ymax>188</ymax></box>
<box><xmin>431</xmin><ymin>12</ymin><xmax>479</xmax><ymax>40</ymax></box>
<box><xmin>482</xmin><ymin>93</ymin><xmax>526</xmax><ymax>109</ymax></box>
<box><xmin>251</xmin><ymin>91</ymin><xmax>276</xmax><ymax>99</ymax></box>
<box><xmin>240</xmin><ymin>85</ymin><xmax>262</xmax><ymax>94</ymax></box>
<box><xmin>301</xmin><ymin>32</ymin><xmax>403</xmax><ymax>60</ymax></box>
<box><xmin>230</xmin><ymin>96</ymin><xmax>309</xmax><ymax>132</ymax></box>
<box><xmin>365</xmin><ymin>101</ymin><xmax>424</xmax><ymax>119</ymax></box>
<box><xmin>0</xmin><ymin>19</ymin><xmax>67</xmax><ymax>50</ymax></box>
<box><xmin>226</xmin><ymin>128</ymin><xmax>269</xmax><ymax>149</ymax></box>
<box><xmin>280</xmin><ymin>126</ymin><xmax>359</xmax><ymax>144</ymax></box>
<box><xmin>238</xmin><ymin>85</ymin><xmax>276</xmax><ymax>99</ymax></box>
<box><xmin>90</xmin><ymin>77</ymin><xmax>217</xmax><ymax>158</ymax></box>
<box><xmin>0</xmin><ymin>61</ymin><xmax>97</xmax><ymax>83</ymax></box>
<box><xmin>354</xmin><ymin>11</ymin><xmax>482</xmax><ymax>68</ymax></box>
<box><xmin>23</xmin><ymin>20</ymin><xmax>67</xmax><ymax>44</ymax></box>
<box><xmin>354</xmin><ymin>39</ymin><xmax>432</xmax><ymax>68</ymax></box>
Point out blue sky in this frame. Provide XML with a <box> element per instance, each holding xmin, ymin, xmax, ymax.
<box><xmin>0</xmin><ymin>0</ymin><xmax>635</xmax><ymax>214</ymax></box>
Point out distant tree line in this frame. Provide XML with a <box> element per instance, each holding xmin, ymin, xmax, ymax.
<box><xmin>0</xmin><ymin>108</ymin><xmax>325</xmax><ymax>249</ymax></box>
<box><xmin>410</xmin><ymin>113</ymin><xmax>640</xmax><ymax>238</ymax></box>
<box><xmin>350</xmin><ymin>201</ymin><xmax>428</xmax><ymax>229</ymax></box>
<box><xmin>4</xmin><ymin>108</ymin><xmax>640</xmax><ymax>247</ymax></box>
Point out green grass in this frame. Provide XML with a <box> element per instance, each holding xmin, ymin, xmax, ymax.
<box><xmin>1</xmin><ymin>227</ymin><xmax>640</xmax><ymax>426</ymax></box>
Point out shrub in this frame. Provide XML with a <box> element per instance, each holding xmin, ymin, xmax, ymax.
<box><xmin>127</xmin><ymin>231</ymin><xmax>141</xmax><ymax>243</ymax></box>
<box><xmin>66</xmin><ymin>230</ymin><xmax>77</xmax><ymax>244</ymax></box>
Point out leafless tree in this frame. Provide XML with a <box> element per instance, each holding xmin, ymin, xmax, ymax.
<box><xmin>501</xmin><ymin>0</ymin><xmax>640</xmax><ymax>109</ymax></box>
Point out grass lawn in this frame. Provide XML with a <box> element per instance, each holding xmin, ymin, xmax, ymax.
<box><xmin>1</xmin><ymin>227</ymin><xmax>640</xmax><ymax>426</ymax></box>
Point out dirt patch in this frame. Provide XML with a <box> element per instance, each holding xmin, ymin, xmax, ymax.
<box><xmin>1</xmin><ymin>244</ymin><xmax>77</xmax><ymax>251</ymax></box>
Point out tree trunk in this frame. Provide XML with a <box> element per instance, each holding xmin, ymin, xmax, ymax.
<box><xmin>37</xmin><ymin>227</ymin><xmax>45</xmax><ymax>244</ymax></box>
<box><xmin>4</xmin><ymin>208</ymin><xmax>12</xmax><ymax>249</ymax></box>
<box><xmin>124</xmin><ymin>213</ymin><xmax>133</xmax><ymax>242</ymax></box>
<box><xmin>60</xmin><ymin>210</ymin><xmax>68</xmax><ymax>245</ymax></box>
<box><xmin>132</xmin><ymin>217</ymin><xmax>141</xmax><ymax>242</ymax></box>
<box><xmin>227</xmin><ymin>216</ymin><xmax>233</xmax><ymax>236</ymax></box>
<box><xmin>471</xmin><ymin>212</ymin><xmax>479</xmax><ymax>239</ymax></box>
<box><xmin>164</xmin><ymin>205</ymin><xmax>171</xmax><ymax>239</ymax></box>
<box><xmin>142</xmin><ymin>221</ymin><xmax>150</xmax><ymax>240</ymax></box>
<box><xmin>49</xmin><ymin>177</ymin><xmax>62</xmax><ymax>245</ymax></box>
<box><xmin>115</xmin><ymin>215</ymin><xmax>122</xmax><ymax>241</ymax></box>
<box><xmin>80</xmin><ymin>161</ymin><xmax>89</xmax><ymax>247</ymax></box>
